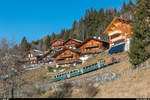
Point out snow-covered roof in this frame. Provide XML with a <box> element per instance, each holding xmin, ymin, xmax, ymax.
<box><xmin>31</xmin><ymin>49</ymin><xmax>43</xmax><ymax>56</ymax></box>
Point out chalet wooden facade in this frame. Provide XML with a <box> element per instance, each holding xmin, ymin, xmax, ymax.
<box><xmin>63</xmin><ymin>38</ymin><xmax>82</xmax><ymax>49</ymax></box>
<box><xmin>77</xmin><ymin>38</ymin><xmax>109</xmax><ymax>55</ymax></box>
<box><xmin>104</xmin><ymin>17</ymin><xmax>133</xmax><ymax>51</ymax></box>
<box><xmin>40</xmin><ymin>49</ymin><xmax>55</xmax><ymax>64</ymax></box>
<box><xmin>53</xmin><ymin>48</ymin><xmax>81</xmax><ymax>67</ymax></box>
<box><xmin>24</xmin><ymin>49</ymin><xmax>43</xmax><ymax>64</ymax></box>
<box><xmin>50</xmin><ymin>39</ymin><xmax>64</xmax><ymax>50</ymax></box>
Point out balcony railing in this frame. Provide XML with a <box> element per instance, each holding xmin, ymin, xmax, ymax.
<box><xmin>108</xmin><ymin>30</ymin><xmax>122</xmax><ymax>36</ymax></box>
<box><xmin>56</xmin><ymin>58</ymin><xmax>65</xmax><ymax>61</ymax></box>
<box><xmin>61</xmin><ymin>54</ymin><xmax>73</xmax><ymax>58</ymax></box>
<box><xmin>110</xmin><ymin>33</ymin><xmax>121</xmax><ymax>39</ymax></box>
<box><xmin>111</xmin><ymin>35</ymin><xmax>125</xmax><ymax>43</ymax></box>
<box><xmin>52</xmin><ymin>44</ymin><xmax>64</xmax><ymax>47</ymax></box>
<box><xmin>85</xmin><ymin>45</ymin><xmax>99</xmax><ymax>49</ymax></box>
<box><xmin>52</xmin><ymin>46</ymin><xmax>64</xmax><ymax>49</ymax></box>
<box><xmin>81</xmin><ymin>50</ymin><xmax>99</xmax><ymax>55</ymax></box>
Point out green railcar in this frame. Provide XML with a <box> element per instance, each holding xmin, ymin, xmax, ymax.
<box><xmin>69</xmin><ymin>69</ymin><xmax>82</xmax><ymax>78</ymax></box>
<box><xmin>53</xmin><ymin>73</ymin><xmax>68</xmax><ymax>82</ymax></box>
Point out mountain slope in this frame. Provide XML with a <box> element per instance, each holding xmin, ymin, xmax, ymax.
<box><xmin>94</xmin><ymin>61</ymin><xmax>150</xmax><ymax>98</ymax></box>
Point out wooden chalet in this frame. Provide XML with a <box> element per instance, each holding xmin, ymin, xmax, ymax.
<box><xmin>77</xmin><ymin>38</ymin><xmax>109</xmax><ymax>55</ymax></box>
<box><xmin>50</xmin><ymin>39</ymin><xmax>64</xmax><ymax>50</ymax></box>
<box><xmin>104</xmin><ymin>17</ymin><xmax>133</xmax><ymax>48</ymax></box>
<box><xmin>53</xmin><ymin>48</ymin><xmax>82</xmax><ymax>67</ymax></box>
<box><xmin>63</xmin><ymin>38</ymin><xmax>82</xmax><ymax>48</ymax></box>
<box><xmin>40</xmin><ymin>49</ymin><xmax>55</xmax><ymax>64</ymax></box>
<box><xmin>24</xmin><ymin>49</ymin><xmax>43</xmax><ymax>64</ymax></box>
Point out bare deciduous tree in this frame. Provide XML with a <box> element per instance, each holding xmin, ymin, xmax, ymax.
<box><xmin>0</xmin><ymin>38</ymin><xmax>26</xmax><ymax>98</ymax></box>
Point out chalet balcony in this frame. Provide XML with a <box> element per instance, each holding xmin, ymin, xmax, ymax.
<box><xmin>52</xmin><ymin>44</ymin><xmax>63</xmax><ymax>47</ymax></box>
<box><xmin>61</xmin><ymin>54</ymin><xmax>73</xmax><ymax>58</ymax></box>
<box><xmin>113</xmin><ymin>39</ymin><xmax>125</xmax><ymax>45</ymax></box>
<box><xmin>53</xmin><ymin>46</ymin><xmax>64</xmax><ymax>49</ymax></box>
<box><xmin>110</xmin><ymin>33</ymin><xmax>121</xmax><ymax>39</ymax></box>
<box><xmin>108</xmin><ymin>30</ymin><xmax>122</xmax><ymax>36</ymax></box>
<box><xmin>56</xmin><ymin>59</ymin><xmax>82</xmax><ymax>64</ymax></box>
<box><xmin>81</xmin><ymin>50</ymin><xmax>99</xmax><ymax>55</ymax></box>
<box><xmin>85</xmin><ymin>45</ymin><xmax>99</xmax><ymax>49</ymax></box>
<box><xmin>111</xmin><ymin>35</ymin><xmax>125</xmax><ymax>43</ymax></box>
<box><xmin>56</xmin><ymin>58</ymin><xmax>65</xmax><ymax>61</ymax></box>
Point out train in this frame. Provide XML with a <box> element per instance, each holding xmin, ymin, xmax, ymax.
<box><xmin>53</xmin><ymin>57</ymin><xmax>120</xmax><ymax>82</ymax></box>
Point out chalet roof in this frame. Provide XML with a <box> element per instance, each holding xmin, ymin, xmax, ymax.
<box><xmin>63</xmin><ymin>38</ymin><xmax>82</xmax><ymax>45</ymax></box>
<box><xmin>50</xmin><ymin>39</ymin><xmax>64</xmax><ymax>45</ymax></box>
<box><xmin>40</xmin><ymin>49</ymin><xmax>53</xmax><ymax>59</ymax></box>
<box><xmin>104</xmin><ymin>17</ymin><xmax>133</xmax><ymax>34</ymax></box>
<box><xmin>53</xmin><ymin>48</ymin><xmax>81</xmax><ymax>58</ymax></box>
<box><xmin>77</xmin><ymin>37</ymin><xmax>109</xmax><ymax>48</ymax></box>
<box><xmin>30</xmin><ymin>49</ymin><xmax>43</xmax><ymax>57</ymax></box>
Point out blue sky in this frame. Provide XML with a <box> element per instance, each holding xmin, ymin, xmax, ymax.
<box><xmin>0</xmin><ymin>0</ymin><xmax>135</xmax><ymax>44</ymax></box>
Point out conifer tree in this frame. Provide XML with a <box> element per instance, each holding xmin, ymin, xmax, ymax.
<box><xmin>20</xmin><ymin>36</ymin><xmax>30</xmax><ymax>53</ymax></box>
<box><xmin>51</xmin><ymin>32</ymin><xmax>56</xmax><ymax>41</ymax></box>
<box><xmin>128</xmin><ymin>0</ymin><xmax>134</xmax><ymax>8</ymax></box>
<box><xmin>39</xmin><ymin>39</ymin><xmax>43</xmax><ymax>51</ymax></box>
<box><xmin>129</xmin><ymin>0</ymin><xmax>150</xmax><ymax>67</ymax></box>
<box><xmin>45</xmin><ymin>35</ymin><xmax>51</xmax><ymax>50</ymax></box>
<box><xmin>122</xmin><ymin>0</ymin><xmax>127</xmax><ymax>11</ymax></box>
